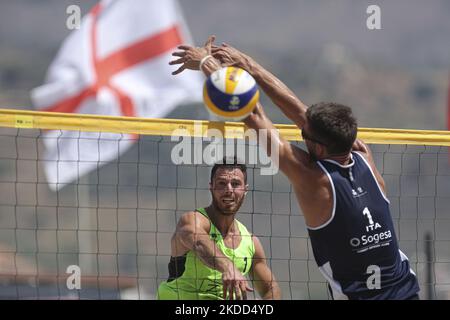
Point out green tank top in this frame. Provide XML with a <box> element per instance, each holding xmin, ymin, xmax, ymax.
<box><xmin>157</xmin><ymin>208</ymin><xmax>255</xmax><ymax>300</ymax></box>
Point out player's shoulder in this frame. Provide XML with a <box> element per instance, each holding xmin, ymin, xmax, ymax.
<box><xmin>285</xmin><ymin>144</ymin><xmax>321</xmax><ymax>174</ymax></box>
<box><xmin>177</xmin><ymin>210</ymin><xmax>210</xmax><ymax>228</ymax></box>
<box><xmin>235</xmin><ymin>217</ymin><xmax>251</xmax><ymax>233</ymax></box>
<box><xmin>251</xmin><ymin>234</ymin><xmax>262</xmax><ymax>246</ymax></box>
<box><xmin>295</xmin><ymin>153</ymin><xmax>330</xmax><ymax>186</ymax></box>
<box><xmin>352</xmin><ymin>150</ymin><xmax>370</xmax><ymax>163</ymax></box>
<box><xmin>352</xmin><ymin>139</ymin><xmax>372</xmax><ymax>157</ymax></box>
<box><xmin>352</xmin><ymin>146</ymin><xmax>377</xmax><ymax>170</ymax></box>
<box><xmin>250</xmin><ymin>234</ymin><xmax>267</xmax><ymax>258</ymax></box>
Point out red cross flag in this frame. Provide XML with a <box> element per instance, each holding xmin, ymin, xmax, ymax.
<box><xmin>31</xmin><ymin>0</ymin><xmax>203</xmax><ymax>190</ymax></box>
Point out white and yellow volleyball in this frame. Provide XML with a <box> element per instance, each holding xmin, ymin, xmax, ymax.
<box><xmin>203</xmin><ymin>67</ymin><xmax>259</xmax><ymax>121</ymax></box>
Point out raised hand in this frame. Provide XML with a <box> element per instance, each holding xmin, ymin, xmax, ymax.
<box><xmin>169</xmin><ymin>35</ymin><xmax>216</xmax><ymax>75</ymax></box>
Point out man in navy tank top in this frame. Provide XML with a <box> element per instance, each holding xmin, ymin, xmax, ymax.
<box><xmin>213</xmin><ymin>43</ymin><xmax>420</xmax><ymax>300</ymax></box>
<box><xmin>169</xmin><ymin>35</ymin><xmax>420</xmax><ymax>300</ymax></box>
<box><xmin>247</xmin><ymin>101</ymin><xmax>419</xmax><ymax>300</ymax></box>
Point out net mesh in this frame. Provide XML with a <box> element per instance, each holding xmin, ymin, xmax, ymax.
<box><xmin>0</xmin><ymin>110</ymin><xmax>449</xmax><ymax>300</ymax></box>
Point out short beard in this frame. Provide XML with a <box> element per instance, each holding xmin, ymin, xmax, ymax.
<box><xmin>211</xmin><ymin>193</ymin><xmax>245</xmax><ymax>216</ymax></box>
<box><xmin>308</xmin><ymin>150</ymin><xmax>318</xmax><ymax>162</ymax></box>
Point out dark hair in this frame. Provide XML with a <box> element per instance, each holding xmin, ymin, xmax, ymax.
<box><xmin>305</xmin><ymin>102</ymin><xmax>357</xmax><ymax>154</ymax></box>
<box><xmin>210</xmin><ymin>156</ymin><xmax>247</xmax><ymax>183</ymax></box>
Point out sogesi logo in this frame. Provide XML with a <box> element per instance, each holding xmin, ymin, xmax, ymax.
<box><xmin>350</xmin><ymin>230</ymin><xmax>393</xmax><ymax>252</ymax></box>
<box><xmin>361</xmin><ymin>230</ymin><xmax>392</xmax><ymax>245</ymax></box>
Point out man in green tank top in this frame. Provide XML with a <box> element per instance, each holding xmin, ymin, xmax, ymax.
<box><xmin>157</xmin><ymin>157</ymin><xmax>281</xmax><ymax>300</ymax></box>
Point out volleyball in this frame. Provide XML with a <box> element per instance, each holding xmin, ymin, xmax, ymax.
<box><xmin>203</xmin><ymin>66</ymin><xmax>259</xmax><ymax>121</ymax></box>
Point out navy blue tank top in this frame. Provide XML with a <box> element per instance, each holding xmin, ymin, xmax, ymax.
<box><xmin>308</xmin><ymin>152</ymin><xmax>420</xmax><ymax>299</ymax></box>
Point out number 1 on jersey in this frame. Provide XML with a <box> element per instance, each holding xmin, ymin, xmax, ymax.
<box><xmin>363</xmin><ymin>207</ymin><xmax>374</xmax><ymax>225</ymax></box>
<box><xmin>243</xmin><ymin>257</ymin><xmax>248</xmax><ymax>273</ymax></box>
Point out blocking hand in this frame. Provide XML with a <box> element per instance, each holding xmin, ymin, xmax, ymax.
<box><xmin>169</xmin><ymin>35</ymin><xmax>216</xmax><ymax>75</ymax></box>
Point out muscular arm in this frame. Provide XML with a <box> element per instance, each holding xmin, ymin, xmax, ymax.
<box><xmin>169</xmin><ymin>37</ymin><xmax>308</xmax><ymax>180</ymax></box>
<box><xmin>250</xmin><ymin>60</ymin><xmax>308</xmax><ymax>128</ymax></box>
<box><xmin>174</xmin><ymin>211</ymin><xmax>253</xmax><ymax>299</ymax></box>
<box><xmin>212</xmin><ymin>44</ymin><xmax>308</xmax><ymax>128</ymax></box>
<box><xmin>174</xmin><ymin>212</ymin><xmax>233</xmax><ymax>273</ymax></box>
<box><xmin>249</xmin><ymin>236</ymin><xmax>281</xmax><ymax>300</ymax></box>
<box><xmin>244</xmin><ymin>101</ymin><xmax>309</xmax><ymax>176</ymax></box>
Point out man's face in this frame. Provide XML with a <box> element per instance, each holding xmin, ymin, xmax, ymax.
<box><xmin>210</xmin><ymin>167</ymin><xmax>248</xmax><ymax>216</ymax></box>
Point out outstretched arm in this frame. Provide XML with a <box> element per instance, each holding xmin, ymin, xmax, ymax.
<box><xmin>174</xmin><ymin>211</ymin><xmax>253</xmax><ymax>300</ymax></box>
<box><xmin>212</xmin><ymin>43</ymin><xmax>308</xmax><ymax>128</ymax></box>
<box><xmin>244</xmin><ymin>102</ymin><xmax>309</xmax><ymax>176</ymax></box>
<box><xmin>249</xmin><ymin>236</ymin><xmax>281</xmax><ymax>300</ymax></box>
<box><xmin>169</xmin><ymin>36</ymin><xmax>308</xmax><ymax>176</ymax></box>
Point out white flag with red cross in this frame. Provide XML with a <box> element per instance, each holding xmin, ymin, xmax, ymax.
<box><xmin>31</xmin><ymin>0</ymin><xmax>203</xmax><ymax>190</ymax></box>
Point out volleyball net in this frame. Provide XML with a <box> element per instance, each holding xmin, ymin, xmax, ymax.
<box><xmin>0</xmin><ymin>108</ymin><xmax>449</xmax><ymax>299</ymax></box>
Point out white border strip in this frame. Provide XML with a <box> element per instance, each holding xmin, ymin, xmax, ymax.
<box><xmin>319</xmin><ymin>262</ymin><xmax>348</xmax><ymax>300</ymax></box>
<box><xmin>399</xmin><ymin>249</ymin><xmax>417</xmax><ymax>276</ymax></box>
<box><xmin>323</xmin><ymin>154</ymin><xmax>355</xmax><ymax>168</ymax></box>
